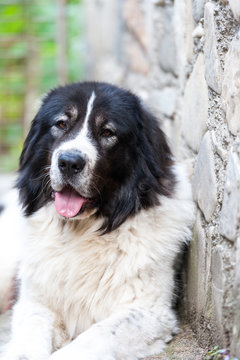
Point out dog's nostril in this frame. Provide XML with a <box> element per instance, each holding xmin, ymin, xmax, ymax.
<box><xmin>72</xmin><ymin>163</ymin><xmax>82</xmax><ymax>173</ymax></box>
<box><xmin>58</xmin><ymin>152</ymin><xmax>86</xmax><ymax>176</ymax></box>
<box><xmin>59</xmin><ymin>160</ymin><xmax>67</xmax><ymax>171</ymax></box>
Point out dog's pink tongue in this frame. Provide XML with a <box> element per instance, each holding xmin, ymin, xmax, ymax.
<box><xmin>55</xmin><ymin>187</ymin><xmax>85</xmax><ymax>218</ymax></box>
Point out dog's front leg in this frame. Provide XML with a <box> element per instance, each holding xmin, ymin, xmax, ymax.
<box><xmin>1</xmin><ymin>297</ymin><xmax>56</xmax><ymax>360</ymax></box>
<box><xmin>50</xmin><ymin>305</ymin><xmax>177</xmax><ymax>360</ymax></box>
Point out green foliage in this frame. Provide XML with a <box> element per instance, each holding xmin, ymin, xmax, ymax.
<box><xmin>0</xmin><ymin>0</ymin><xmax>84</xmax><ymax>172</ymax></box>
<box><xmin>206</xmin><ymin>346</ymin><xmax>222</xmax><ymax>360</ymax></box>
<box><xmin>0</xmin><ymin>123</ymin><xmax>23</xmax><ymax>172</ymax></box>
<box><xmin>206</xmin><ymin>346</ymin><xmax>239</xmax><ymax>360</ymax></box>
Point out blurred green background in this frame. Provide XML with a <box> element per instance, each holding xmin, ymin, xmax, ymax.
<box><xmin>0</xmin><ymin>0</ymin><xmax>85</xmax><ymax>172</ymax></box>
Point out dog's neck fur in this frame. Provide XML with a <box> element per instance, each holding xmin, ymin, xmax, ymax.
<box><xmin>17</xmin><ymin>164</ymin><xmax>194</xmax><ymax>343</ymax></box>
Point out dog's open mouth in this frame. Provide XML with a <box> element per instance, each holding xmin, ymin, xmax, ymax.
<box><xmin>52</xmin><ymin>187</ymin><xmax>97</xmax><ymax>218</ymax></box>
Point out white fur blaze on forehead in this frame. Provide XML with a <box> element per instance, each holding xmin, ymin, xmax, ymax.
<box><xmin>85</xmin><ymin>91</ymin><xmax>96</xmax><ymax>124</ymax></box>
<box><xmin>53</xmin><ymin>91</ymin><xmax>97</xmax><ymax>163</ymax></box>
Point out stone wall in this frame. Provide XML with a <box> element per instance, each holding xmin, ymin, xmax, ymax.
<box><xmin>84</xmin><ymin>0</ymin><xmax>240</xmax><ymax>356</ymax></box>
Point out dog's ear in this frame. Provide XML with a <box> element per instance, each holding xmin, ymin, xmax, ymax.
<box><xmin>16</xmin><ymin>112</ymin><xmax>52</xmax><ymax>215</ymax></box>
<box><xmin>136</xmin><ymin>101</ymin><xmax>175</xmax><ymax>199</ymax></box>
<box><xmin>100</xmin><ymin>99</ymin><xmax>176</xmax><ymax>234</ymax></box>
<box><xmin>16</xmin><ymin>101</ymin><xmax>78</xmax><ymax>216</ymax></box>
<box><xmin>19</xmin><ymin>118</ymin><xmax>41</xmax><ymax>168</ymax></box>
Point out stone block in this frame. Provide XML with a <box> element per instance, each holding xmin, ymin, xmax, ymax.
<box><xmin>231</xmin><ymin>236</ymin><xmax>240</xmax><ymax>357</ymax></box>
<box><xmin>192</xmin><ymin>0</ymin><xmax>205</xmax><ymax>22</ymax></box>
<box><xmin>222</xmin><ymin>31</ymin><xmax>240</xmax><ymax>136</ymax></box>
<box><xmin>192</xmin><ymin>132</ymin><xmax>218</xmax><ymax>222</ymax></box>
<box><xmin>157</xmin><ymin>6</ymin><xmax>177</xmax><ymax>75</ymax></box>
<box><xmin>123</xmin><ymin>0</ymin><xmax>147</xmax><ymax>51</ymax></box>
<box><xmin>127</xmin><ymin>40</ymin><xmax>150</xmax><ymax>75</ymax></box>
<box><xmin>182</xmin><ymin>53</ymin><xmax>208</xmax><ymax>152</ymax></box>
<box><xmin>192</xmin><ymin>24</ymin><xmax>204</xmax><ymax>38</ymax></box>
<box><xmin>211</xmin><ymin>245</ymin><xmax>225</xmax><ymax>343</ymax></box>
<box><xmin>95</xmin><ymin>57</ymin><xmax>124</xmax><ymax>84</ymax></box>
<box><xmin>149</xmin><ymin>87</ymin><xmax>177</xmax><ymax>118</ymax></box>
<box><xmin>219</xmin><ymin>148</ymin><xmax>240</xmax><ymax>242</ymax></box>
<box><xmin>204</xmin><ymin>2</ymin><xmax>223</xmax><ymax>94</ymax></box>
<box><xmin>229</xmin><ymin>0</ymin><xmax>240</xmax><ymax>22</ymax></box>
<box><xmin>187</xmin><ymin>211</ymin><xmax>209</xmax><ymax>315</ymax></box>
<box><xmin>85</xmin><ymin>0</ymin><xmax>121</xmax><ymax>57</ymax></box>
<box><xmin>173</xmin><ymin>0</ymin><xmax>194</xmax><ymax>89</ymax></box>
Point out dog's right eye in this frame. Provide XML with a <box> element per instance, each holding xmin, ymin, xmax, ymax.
<box><xmin>55</xmin><ymin>120</ymin><xmax>68</xmax><ymax>130</ymax></box>
<box><xmin>101</xmin><ymin>128</ymin><xmax>114</xmax><ymax>138</ymax></box>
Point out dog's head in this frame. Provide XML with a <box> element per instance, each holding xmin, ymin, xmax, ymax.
<box><xmin>17</xmin><ymin>82</ymin><xmax>175</xmax><ymax>232</ymax></box>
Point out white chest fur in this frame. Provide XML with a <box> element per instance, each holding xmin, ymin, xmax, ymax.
<box><xmin>19</xmin><ymin>165</ymin><xmax>194</xmax><ymax>340</ymax></box>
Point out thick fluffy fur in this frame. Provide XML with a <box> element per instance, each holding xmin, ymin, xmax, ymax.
<box><xmin>1</xmin><ymin>82</ymin><xmax>194</xmax><ymax>360</ymax></box>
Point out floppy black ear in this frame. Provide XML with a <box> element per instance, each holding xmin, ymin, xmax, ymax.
<box><xmin>100</xmin><ymin>99</ymin><xmax>176</xmax><ymax>234</ymax></box>
<box><xmin>16</xmin><ymin>114</ymin><xmax>52</xmax><ymax>215</ymax></box>
<box><xmin>19</xmin><ymin>119</ymin><xmax>41</xmax><ymax>168</ymax></box>
<box><xmin>136</xmin><ymin>102</ymin><xmax>175</xmax><ymax>202</ymax></box>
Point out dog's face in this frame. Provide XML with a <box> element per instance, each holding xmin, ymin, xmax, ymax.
<box><xmin>17</xmin><ymin>82</ymin><xmax>175</xmax><ymax>232</ymax></box>
<box><xmin>49</xmin><ymin>88</ymin><xmax>140</xmax><ymax>220</ymax></box>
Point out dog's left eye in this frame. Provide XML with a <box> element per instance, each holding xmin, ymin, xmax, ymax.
<box><xmin>55</xmin><ymin>120</ymin><xmax>68</xmax><ymax>130</ymax></box>
<box><xmin>101</xmin><ymin>129</ymin><xmax>115</xmax><ymax>138</ymax></box>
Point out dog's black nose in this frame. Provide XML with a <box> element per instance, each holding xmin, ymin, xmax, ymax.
<box><xmin>58</xmin><ymin>152</ymin><xmax>86</xmax><ymax>176</ymax></box>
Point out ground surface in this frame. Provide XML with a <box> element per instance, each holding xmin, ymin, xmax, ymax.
<box><xmin>146</xmin><ymin>324</ymin><xmax>207</xmax><ymax>360</ymax></box>
<box><xmin>0</xmin><ymin>311</ymin><xmax>207</xmax><ymax>359</ymax></box>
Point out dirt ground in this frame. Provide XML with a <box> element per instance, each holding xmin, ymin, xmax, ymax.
<box><xmin>146</xmin><ymin>324</ymin><xmax>208</xmax><ymax>360</ymax></box>
<box><xmin>0</xmin><ymin>311</ymin><xmax>207</xmax><ymax>359</ymax></box>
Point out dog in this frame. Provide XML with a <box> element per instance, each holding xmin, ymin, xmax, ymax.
<box><xmin>1</xmin><ymin>82</ymin><xmax>194</xmax><ymax>360</ymax></box>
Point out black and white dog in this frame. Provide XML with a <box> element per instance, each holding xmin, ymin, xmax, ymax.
<box><xmin>1</xmin><ymin>82</ymin><xmax>194</xmax><ymax>360</ymax></box>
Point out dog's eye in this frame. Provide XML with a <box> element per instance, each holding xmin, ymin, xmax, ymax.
<box><xmin>101</xmin><ymin>129</ymin><xmax>114</xmax><ymax>138</ymax></box>
<box><xmin>55</xmin><ymin>120</ymin><xmax>68</xmax><ymax>130</ymax></box>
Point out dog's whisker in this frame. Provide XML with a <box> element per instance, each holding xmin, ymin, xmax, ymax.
<box><xmin>91</xmin><ymin>173</ymin><xmax>105</xmax><ymax>183</ymax></box>
<box><xmin>90</xmin><ymin>180</ymin><xmax>102</xmax><ymax>203</ymax></box>
<box><xmin>30</xmin><ymin>177</ymin><xmax>51</xmax><ymax>203</ymax></box>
